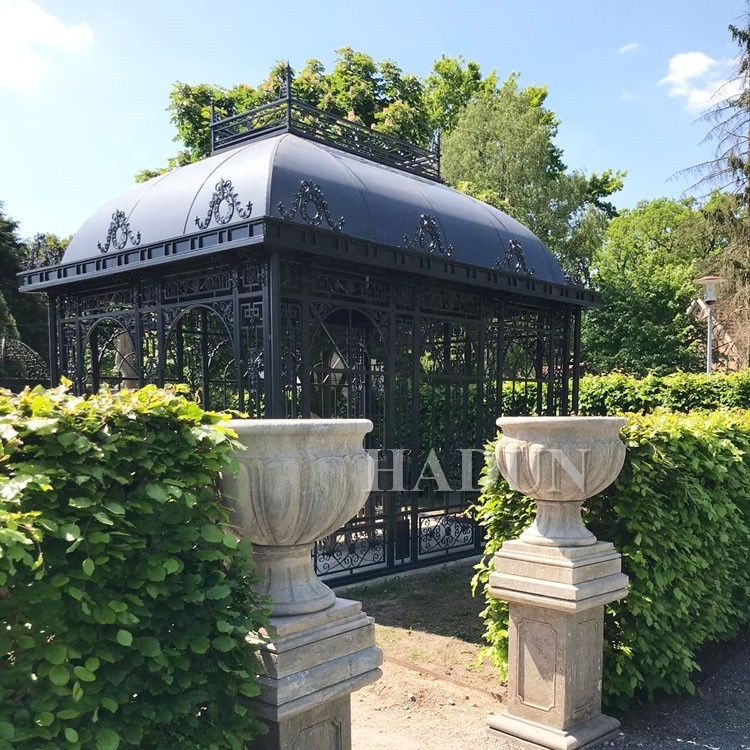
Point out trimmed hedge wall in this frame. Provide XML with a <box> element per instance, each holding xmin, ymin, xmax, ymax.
<box><xmin>579</xmin><ymin>371</ymin><xmax>750</xmax><ymax>415</ymax></box>
<box><xmin>474</xmin><ymin>409</ymin><xmax>750</xmax><ymax>709</ymax></box>
<box><xmin>0</xmin><ymin>385</ymin><xmax>269</xmax><ymax>749</ymax></box>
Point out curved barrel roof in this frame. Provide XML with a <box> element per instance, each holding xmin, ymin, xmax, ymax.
<box><xmin>61</xmin><ymin>131</ymin><xmax>565</xmax><ymax>284</ymax></box>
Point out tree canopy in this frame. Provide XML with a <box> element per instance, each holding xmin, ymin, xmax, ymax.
<box><xmin>0</xmin><ymin>205</ymin><xmax>62</xmax><ymax>361</ymax></box>
<box><xmin>140</xmin><ymin>49</ymin><xmax>623</xmax><ymax>276</ymax></box>
<box><xmin>440</xmin><ymin>74</ymin><xmax>623</xmax><ymax>273</ymax></box>
<box><xmin>581</xmin><ymin>198</ymin><xmax>711</xmax><ymax>376</ymax></box>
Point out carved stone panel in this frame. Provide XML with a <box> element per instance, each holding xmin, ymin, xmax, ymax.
<box><xmin>517</xmin><ymin>617</ymin><xmax>557</xmax><ymax>712</ymax></box>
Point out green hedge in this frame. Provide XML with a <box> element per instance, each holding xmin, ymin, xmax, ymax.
<box><xmin>0</xmin><ymin>384</ymin><xmax>269</xmax><ymax>749</ymax></box>
<box><xmin>579</xmin><ymin>370</ymin><xmax>750</xmax><ymax>415</ymax></box>
<box><xmin>474</xmin><ymin>409</ymin><xmax>750</xmax><ymax>709</ymax></box>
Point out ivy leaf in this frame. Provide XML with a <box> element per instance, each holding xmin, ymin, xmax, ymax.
<box><xmin>45</xmin><ymin>642</ymin><xmax>68</xmax><ymax>664</ymax></box>
<box><xmin>35</xmin><ymin>711</ymin><xmax>55</xmax><ymax>727</ymax></box>
<box><xmin>71</xmin><ymin>681</ymin><xmax>84</xmax><ymax>702</ymax></box>
<box><xmin>205</xmin><ymin>584</ymin><xmax>231</xmax><ymax>600</ymax></box>
<box><xmin>135</xmin><ymin>637</ymin><xmax>161</xmax><ymax>657</ymax></box>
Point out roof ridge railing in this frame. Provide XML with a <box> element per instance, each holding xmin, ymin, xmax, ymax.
<box><xmin>209</xmin><ymin>68</ymin><xmax>441</xmax><ymax>182</ymax></box>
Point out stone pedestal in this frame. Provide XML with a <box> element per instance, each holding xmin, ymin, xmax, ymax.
<box><xmin>488</xmin><ymin>417</ymin><xmax>628</xmax><ymax>750</ymax></box>
<box><xmin>247</xmin><ymin>598</ymin><xmax>382</xmax><ymax>750</ymax></box>
<box><xmin>487</xmin><ymin>540</ymin><xmax>627</xmax><ymax>750</ymax></box>
<box><xmin>218</xmin><ymin>419</ymin><xmax>382</xmax><ymax>750</ymax></box>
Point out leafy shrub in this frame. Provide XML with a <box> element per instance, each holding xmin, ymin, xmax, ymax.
<box><xmin>579</xmin><ymin>370</ymin><xmax>750</xmax><ymax>414</ymax></box>
<box><xmin>474</xmin><ymin>410</ymin><xmax>750</xmax><ymax>709</ymax></box>
<box><xmin>0</xmin><ymin>384</ymin><xmax>269</xmax><ymax>749</ymax></box>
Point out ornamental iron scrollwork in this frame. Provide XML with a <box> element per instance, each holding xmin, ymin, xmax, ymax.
<box><xmin>403</xmin><ymin>214</ymin><xmax>453</xmax><ymax>257</ymax></box>
<box><xmin>497</xmin><ymin>238</ymin><xmax>534</xmax><ymax>276</ymax></box>
<box><xmin>277</xmin><ymin>180</ymin><xmax>345</xmax><ymax>231</ymax></box>
<box><xmin>98</xmin><ymin>210</ymin><xmax>141</xmax><ymax>254</ymax></box>
<box><xmin>195</xmin><ymin>178</ymin><xmax>253</xmax><ymax>229</ymax></box>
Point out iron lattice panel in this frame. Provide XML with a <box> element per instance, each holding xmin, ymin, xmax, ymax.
<box><xmin>48</xmin><ymin>249</ymin><xmax>577</xmax><ymax>584</ymax></box>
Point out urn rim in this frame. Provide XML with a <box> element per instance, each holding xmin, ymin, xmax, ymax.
<box><xmin>496</xmin><ymin>416</ymin><xmax>626</xmax><ymax>431</ymax></box>
<box><xmin>227</xmin><ymin>417</ymin><xmax>374</xmax><ymax>434</ymax></box>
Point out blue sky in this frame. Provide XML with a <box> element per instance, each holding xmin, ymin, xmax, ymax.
<box><xmin>0</xmin><ymin>0</ymin><xmax>746</xmax><ymax>240</ymax></box>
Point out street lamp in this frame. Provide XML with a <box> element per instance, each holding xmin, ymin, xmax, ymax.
<box><xmin>694</xmin><ymin>275</ymin><xmax>726</xmax><ymax>374</ymax></box>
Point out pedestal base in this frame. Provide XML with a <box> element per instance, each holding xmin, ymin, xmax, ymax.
<box><xmin>487</xmin><ymin>540</ymin><xmax>627</xmax><ymax>750</ymax></box>
<box><xmin>249</xmin><ymin>694</ymin><xmax>352</xmax><ymax>750</ymax></box>
<box><xmin>246</xmin><ymin>597</ymin><xmax>382</xmax><ymax>750</ymax></box>
<box><xmin>488</xmin><ymin>712</ymin><xmax>620</xmax><ymax>750</ymax></box>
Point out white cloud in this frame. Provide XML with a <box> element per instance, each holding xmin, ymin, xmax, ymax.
<box><xmin>658</xmin><ymin>51</ymin><xmax>738</xmax><ymax>114</ymax></box>
<box><xmin>621</xmin><ymin>90</ymin><xmax>635</xmax><ymax>101</ymax></box>
<box><xmin>618</xmin><ymin>42</ymin><xmax>639</xmax><ymax>54</ymax></box>
<box><xmin>0</xmin><ymin>0</ymin><xmax>93</xmax><ymax>93</ymax></box>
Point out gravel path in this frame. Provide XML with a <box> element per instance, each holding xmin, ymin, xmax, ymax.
<box><xmin>352</xmin><ymin>630</ymin><xmax>749</xmax><ymax>750</ymax></box>
<box><xmin>607</xmin><ymin>633</ymin><xmax>750</xmax><ymax>750</ymax></box>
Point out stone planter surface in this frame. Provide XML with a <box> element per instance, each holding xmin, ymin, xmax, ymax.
<box><xmin>495</xmin><ymin>416</ymin><xmax>626</xmax><ymax>547</ymax></box>
<box><xmin>221</xmin><ymin>418</ymin><xmax>374</xmax><ymax>616</ymax></box>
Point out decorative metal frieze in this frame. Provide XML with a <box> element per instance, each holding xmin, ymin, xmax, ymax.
<box><xmin>195</xmin><ymin>178</ymin><xmax>253</xmax><ymax>229</ymax></box>
<box><xmin>241</xmin><ymin>259</ymin><xmax>268</xmax><ymax>293</ymax></box>
<box><xmin>80</xmin><ymin>289</ymin><xmax>133</xmax><ymax>315</ymax></box>
<box><xmin>498</xmin><ymin>238</ymin><xmax>534</xmax><ymax>276</ymax></box>
<box><xmin>309</xmin><ymin>270</ymin><xmax>389</xmax><ymax>306</ymax></box>
<box><xmin>403</xmin><ymin>214</ymin><xmax>453</xmax><ymax>257</ymax></box>
<box><xmin>163</xmin><ymin>271</ymin><xmax>233</xmax><ymax>301</ymax></box>
<box><xmin>0</xmin><ymin>338</ymin><xmax>49</xmax><ymax>379</ymax></box>
<box><xmin>419</xmin><ymin>514</ymin><xmax>477</xmax><ymax>555</ymax></box>
<box><xmin>278</xmin><ymin>180</ymin><xmax>345</xmax><ymax>231</ymax></box>
<box><xmin>98</xmin><ymin>210</ymin><xmax>141</xmax><ymax>254</ymax></box>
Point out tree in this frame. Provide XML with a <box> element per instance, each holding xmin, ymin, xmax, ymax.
<box><xmin>138</xmin><ymin>51</ymin><xmax>622</xmax><ymax>276</ymax></box>
<box><xmin>0</xmin><ymin>206</ymin><xmax>64</xmax><ymax>361</ymax></box>
<box><xmin>691</xmin><ymin>192</ymin><xmax>750</xmax><ymax>366</ymax></box>
<box><xmin>422</xmin><ymin>55</ymin><xmax>495</xmax><ymax>134</ymax></box>
<box><xmin>140</xmin><ymin>49</ymin><xmax>440</xmax><ymax>179</ymax></box>
<box><xmin>688</xmin><ymin>17</ymin><xmax>750</xmax><ymax>205</ymax></box>
<box><xmin>581</xmin><ymin>198</ymin><xmax>709</xmax><ymax>375</ymax></box>
<box><xmin>440</xmin><ymin>74</ymin><xmax>623</xmax><ymax>273</ymax></box>
<box><xmin>679</xmin><ymin>15</ymin><xmax>750</xmax><ymax>368</ymax></box>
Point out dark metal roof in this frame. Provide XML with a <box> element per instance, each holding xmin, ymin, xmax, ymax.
<box><xmin>19</xmin><ymin>90</ymin><xmax>595</xmax><ymax>305</ymax></box>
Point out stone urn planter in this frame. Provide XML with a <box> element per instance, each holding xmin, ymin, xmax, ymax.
<box><xmin>495</xmin><ymin>416</ymin><xmax>626</xmax><ymax>547</ymax></box>
<box><xmin>220</xmin><ymin>418</ymin><xmax>374</xmax><ymax>617</ymax></box>
<box><xmin>488</xmin><ymin>416</ymin><xmax>629</xmax><ymax>750</ymax></box>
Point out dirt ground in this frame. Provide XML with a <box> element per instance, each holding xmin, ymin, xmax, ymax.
<box><xmin>341</xmin><ymin>559</ymin><xmax>750</xmax><ymax>750</ymax></box>
<box><xmin>341</xmin><ymin>559</ymin><xmax>518</xmax><ymax>750</ymax></box>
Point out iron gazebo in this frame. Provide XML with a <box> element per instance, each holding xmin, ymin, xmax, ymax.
<box><xmin>20</xmin><ymin>78</ymin><xmax>597</xmax><ymax>583</ymax></box>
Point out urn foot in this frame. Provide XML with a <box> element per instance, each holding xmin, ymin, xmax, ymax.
<box><xmin>254</xmin><ymin>544</ymin><xmax>335</xmax><ymax>616</ymax></box>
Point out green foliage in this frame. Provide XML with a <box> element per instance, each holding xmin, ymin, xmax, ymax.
<box><xmin>578</xmin><ymin>370</ymin><xmax>750</xmax><ymax>415</ymax></box>
<box><xmin>422</xmin><ymin>55</ymin><xmax>494</xmax><ymax>134</ymax></box>
<box><xmin>441</xmin><ymin>74</ymin><xmax>623</xmax><ymax>272</ymax></box>
<box><xmin>582</xmin><ymin>198</ymin><xmax>711</xmax><ymax>376</ymax></box>
<box><xmin>148</xmin><ymin>47</ymin><xmax>451</xmax><ymax>178</ymax></box>
<box><xmin>692</xmin><ymin>192</ymin><xmax>750</xmax><ymax>368</ymax></box>
<box><xmin>473</xmin><ymin>410</ymin><xmax>750</xmax><ymax>709</ymax></box>
<box><xmin>0</xmin><ymin>205</ymin><xmax>52</xmax><ymax>358</ymax></box>
<box><xmin>0</xmin><ymin>384</ymin><xmax>269</xmax><ymax>749</ymax></box>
